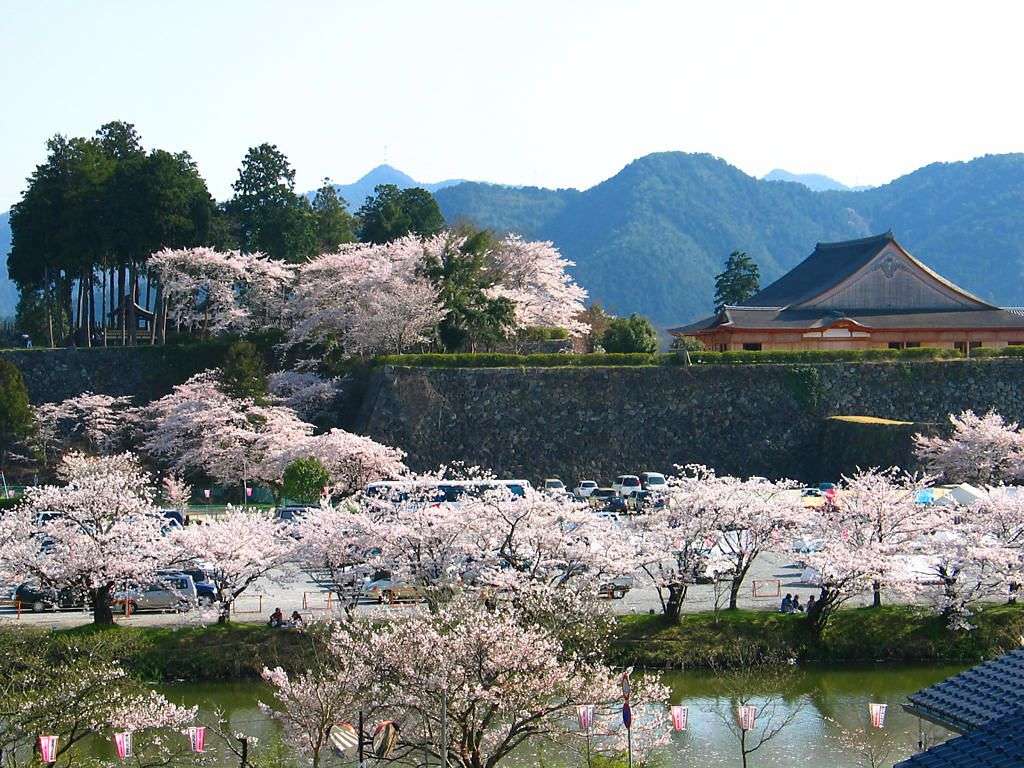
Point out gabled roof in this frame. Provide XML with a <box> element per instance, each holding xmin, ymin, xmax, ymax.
<box><xmin>894</xmin><ymin>708</ymin><xmax>1024</xmax><ymax>768</ymax></box>
<box><xmin>904</xmin><ymin>648</ymin><xmax>1024</xmax><ymax>733</ymax></box>
<box><xmin>744</xmin><ymin>232</ymin><xmax>897</xmax><ymax>308</ymax></box>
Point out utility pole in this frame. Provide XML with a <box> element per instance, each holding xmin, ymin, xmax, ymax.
<box><xmin>440</xmin><ymin>687</ymin><xmax>448</xmax><ymax>768</ymax></box>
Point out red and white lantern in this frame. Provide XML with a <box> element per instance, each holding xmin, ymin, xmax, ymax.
<box><xmin>670</xmin><ymin>705</ymin><xmax>689</xmax><ymax>732</ymax></box>
<box><xmin>737</xmin><ymin>705</ymin><xmax>757</xmax><ymax>731</ymax></box>
<box><xmin>188</xmin><ymin>726</ymin><xmax>206</xmax><ymax>753</ymax></box>
<box><xmin>577</xmin><ymin>704</ymin><xmax>595</xmax><ymax>731</ymax></box>
<box><xmin>38</xmin><ymin>735</ymin><xmax>58</xmax><ymax>764</ymax></box>
<box><xmin>869</xmin><ymin>702</ymin><xmax>887</xmax><ymax>729</ymax></box>
<box><xmin>245</xmin><ymin>486</ymin><xmax>253</xmax><ymax>498</ymax></box>
<box><xmin>114</xmin><ymin>731</ymin><xmax>133</xmax><ymax>760</ymax></box>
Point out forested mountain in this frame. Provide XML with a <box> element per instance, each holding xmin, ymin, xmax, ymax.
<box><xmin>0</xmin><ymin>212</ymin><xmax>17</xmax><ymax>317</ymax></box>
<box><xmin>436</xmin><ymin>152</ymin><xmax>1024</xmax><ymax>326</ymax></box>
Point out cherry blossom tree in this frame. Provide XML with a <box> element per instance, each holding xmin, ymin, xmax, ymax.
<box><xmin>293</xmin><ymin>595</ymin><xmax>671</xmax><ymax>768</ymax></box>
<box><xmin>161</xmin><ymin>472</ymin><xmax>192</xmax><ymax>511</ymax></box>
<box><xmin>172</xmin><ymin>508</ymin><xmax>293</xmax><ymax>622</ymax></box>
<box><xmin>150</xmin><ymin>246</ymin><xmax>293</xmax><ymax>338</ymax></box>
<box><xmin>287</xmin><ymin>237</ymin><xmax>444</xmax><ymax>355</ymax></box>
<box><xmin>1</xmin><ymin>453</ymin><xmax>172</xmax><ymax>624</ymax></box>
<box><xmin>629</xmin><ymin>472</ymin><xmax>722</xmax><ymax>620</ymax></box>
<box><xmin>670</xmin><ymin>466</ymin><xmax>802</xmax><ymax>610</ymax></box>
<box><xmin>832</xmin><ymin>467</ymin><xmax>936</xmax><ymax>607</ymax></box>
<box><xmin>486</xmin><ymin>234</ymin><xmax>589</xmax><ymax>335</ymax></box>
<box><xmin>267</xmin><ymin>370</ymin><xmax>342</xmax><ymax>423</ymax></box>
<box><xmin>293</xmin><ymin>504</ymin><xmax>376</xmax><ymax>608</ymax></box>
<box><xmin>0</xmin><ymin>632</ymin><xmax>198</xmax><ymax>768</ymax></box>
<box><xmin>32</xmin><ymin>392</ymin><xmax>135</xmax><ymax>464</ymax></box>
<box><xmin>914</xmin><ymin>410</ymin><xmax>1024</xmax><ymax>484</ymax></box>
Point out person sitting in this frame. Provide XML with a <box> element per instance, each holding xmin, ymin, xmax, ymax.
<box><xmin>780</xmin><ymin>593</ymin><xmax>793</xmax><ymax>613</ymax></box>
<box><xmin>792</xmin><ymin>595</ymin><xmax>803</xmax><ymax>613</ymax></box>
<box><xmin>805</xmin><ymin>595</ymin><xmax>816</xmax><ymax>614</ymax></box>
<box><xmin>268</xmin><ymin>607</ymin><xmax>284</xmax><ymax>627</ymax></box>
<box><xmin>290</xmin><ymin>610</ymin><xmax>305</xmax><ymax>628</ymax></box>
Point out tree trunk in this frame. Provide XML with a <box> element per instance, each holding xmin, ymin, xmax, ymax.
<box><xmin>101</xmin><ymin>267</ymin><xmax>108</xmax><ymax>346</ymax></box>
<box><xmin>118</xmin><ymin>266</ymin><xmax>126</xmax><ymax>344</ymax></box>
<box><xmin>84</xmin><ymin>271</ymin><xmax>93</xmax><ymax>346</ymax></box>
<box><xmin>729</xmin><ymin>577</ymin><xmax>742</xmax><ymax>610</ymax></box>
<box><xmin>665</xmin><ymin>583</ymin><xmax>687</xmax><ymax>621</ymax></box>
<box><xmin>872</xmin><ymin>580</ymin><xmax>882</xmax><ymax>608</ymax></box>
<box><xmin>44</xmin><ymin>266</ymin><xmax>54</xmax><ymax>348</ymax></box>
<box><xmin>149</xmin><ymin>280</ymin><xmax>160</xmax><ymax>345</ymax></box>
<box><xmin>127</xmin><ymin>265</ymin><xmax>138</xmax><ymax>346</ymax></box>
<box><xmin>91</xmin><ymin>584</ymin><xmax>115</xmax><ymax>625</ymax></box>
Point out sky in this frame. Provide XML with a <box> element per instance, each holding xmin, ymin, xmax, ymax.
<box><xmin>3</xmin><ymin>0</ymin><xmax>1024</xmax><ymax>206</ymax></box>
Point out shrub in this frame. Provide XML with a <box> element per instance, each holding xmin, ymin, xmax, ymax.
<box><xmin>601</xmin><ymin>314</ymin><xmax>658</xmax><ymax>354</ymax></box>
<box><xmin>220</xmin><ymin>340</ymin><xmax>268</xmax><ymax>402</ymax></box>
<box><xmin>282</xmin><ymin>457</ymin><xmax>331</xmax><ymax>504</ymax></box>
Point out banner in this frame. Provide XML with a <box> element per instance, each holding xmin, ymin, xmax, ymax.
<box><xmin>670</xmin><ymin>705</ymin><xmax>688</xmax><ymax>732</ymax></box>
<box><xmin>737</xmin><ymin>705</ymin><xmax>757</xmax><ymax>731</ymax></box>
<box><xmin>577</xmin><ymin>704</ymin><xmax>595</xmax><ymax>731</ymax></box>
<box><xmin>869</xmin><ymin>702</ymin><xmax>887</xmax><ymax>729</ymax></box>
<box><xmin>622</xmin><ymin>701</ymin><xmax>632</xmax><ymax>729</ymax></box>
<box><xmin>188</xmin><ymin>726</ymin><xmax>206</xmax><ymax>753</ymax></box>
<box><xmin>38</xmin><ymin>735</ymin><xmax>58</xmax><ymax>764</ymax></box>
<box><xmin>114</xmin><ymin>732</ymin><xmax>133</xmax><ymax>760</ymax></box>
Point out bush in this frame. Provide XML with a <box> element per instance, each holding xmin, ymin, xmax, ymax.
<box><xmin>282</xmin><ymin>457</ymin><xmax>330</xmax><ymax>504</ymax></box>
<box><xmin>519</xmin><ymin>326</ymin><xmax>570</xmax><ymax>341</ymax></box>
<box><xmin>220</xmin><ymin>340</ymin><xmax>268</xmax><ymax>402</ymax></box>
<box><xmin>680</xmin><ymin>347</ymin><xmax>963</xmax><ymax>364</ymax></box>
<box><xmin>602</xmin><ymin>314</ymin><xmax>658</xmax><ymax>354</ymax></box>
<box><xmin>375</xmin><ymin>353</ymin><xmax>662</xmax><ymax>368</ymax></box>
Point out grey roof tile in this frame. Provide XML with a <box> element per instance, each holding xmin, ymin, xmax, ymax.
<box><xmin>895</xmin><ymin>708</ymin><xmax>1024</xmax><ymax>768</ymax></box>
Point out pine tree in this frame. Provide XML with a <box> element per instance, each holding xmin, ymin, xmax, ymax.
<box><xmin>713</xmin><ymin>251</ymin><xmax>760</xmax><ymax>312</ymax></box>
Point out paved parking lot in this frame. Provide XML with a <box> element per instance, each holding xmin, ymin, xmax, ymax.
<box><xmin>0</xmin><ymin>550</ymin><xmax>832</xmax><ymax>629</ymax></box>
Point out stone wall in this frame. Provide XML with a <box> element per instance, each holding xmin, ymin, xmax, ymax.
<box><xmin>0</xmin><ymin>344</ymin><xmax>229</xmax><ymax>404</ymax></box>
<box><xmin>357</xmin><ymin>359</ymin><xmax>1024</xmax><ymax>483</ymax></box>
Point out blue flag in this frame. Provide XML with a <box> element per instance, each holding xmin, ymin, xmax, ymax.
<box><xmin>622</xmin><ymin>700</ymin><xmax>632</xmax><ymax>729</ymax></box>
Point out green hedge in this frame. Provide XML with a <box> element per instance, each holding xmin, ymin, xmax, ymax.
<box><xmin>373</xmin><ymin>347</ymin><xmax>981</xmax><ymax>368</ymax></box>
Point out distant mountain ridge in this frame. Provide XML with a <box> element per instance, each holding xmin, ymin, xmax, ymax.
<box><xmin>311</xmin><ymin>164</ymin><xmax>466</xmax><ymax>209</ymax></box>
<box><xmin>762</xmin><ymin>168</ymin><xmax>866</xmax><ymax>192</ymax></box>
<box><xmin>434</xmin><ymin>152</ymin><xmax>1024</xmax><ymax>326</ymax></box>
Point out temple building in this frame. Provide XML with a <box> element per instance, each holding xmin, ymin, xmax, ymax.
<box><xmin>671</xmin><ymin>232</ymin><xmax>1024</xmax><ymax>352</ymax></box>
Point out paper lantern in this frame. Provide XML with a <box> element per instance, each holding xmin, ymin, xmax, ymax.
<box><xmin>577</xmin><ymin>704</ymin><xmax>595</xmax><ymax>731</ymax></box>
<box><xmin>38</xmin><ymin>735</ymin><xmax>58</xmax><ymax>764</ymax></box>
<box><xmin>114</xmin><ymin>731</ymin><xmax>133</xmax><ymax>760</ymax></box>
<box><xmin>670</xmin><ymin>705</ymin><xmax>688</xmax><ymax>732</ymax></box>
<box><xmin>620</xmin><ymin>667</ymin><xmax>632</xmax><ymax>697</ymax></box>
<box><xmin>737</xmin><ymin>705</ymin><xmax>757</xmax><ymax>731</ymax></box>
<box><xmin>245</xmin><ymin>487</ymin><xmax>253</xmax><ymax>498</ymax></box>
<box><xmin>203</xmin><ymin>489</ymin><xmax>211</xmax><ymax>499</ymax></box>
<box><xmin>330</xmin><ymin>723</ymin><xmax>359</xmax><ymax>756</ymax></box>
<box><xmin>622</xmin><ymin>701</ymin><xmax>633</xmax><ymax>729</ymax></box>
<box><xmin>372</xmin><ymin>720</ymin><xmax>399</xmax><ymax>759</ymax></box>
<box><xmin>869</xmin><ymin>702</ymin><xmax>887</xmax><ymax>729</ymax></box>
<box><xmin>188</xmin><ymin>726</ymin><xmax>206</xmax><ymax>753</ymax></box>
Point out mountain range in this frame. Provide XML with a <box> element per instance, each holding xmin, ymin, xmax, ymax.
<box><xmin>762</xmin><ymin>168</ymin><xmax>868</xmax><ymax>192</ymax></box>
<box><xmin>316</xmin><ymin>164</ymin><xmax>466</xmax><ymax>209</ymax></box>
<box><xmin>434</xmin><ymin>152</ymin><xmax>1024</xmax><ymax>326</ymax></box>
<box><xmin>4</xmin><ymin>154</ymin><xmax>1024</xmax><ymax>327</ymax></box>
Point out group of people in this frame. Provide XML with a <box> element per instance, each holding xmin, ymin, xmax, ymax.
<box><xmin>268</xmin><ymin>607</ymin><xmax>305</xmax><ymax>629</ymax></box>
<box><xmin>780</xmin><ymin>592</ymin><xmax>815</xmax><ymax>614</ymax></box>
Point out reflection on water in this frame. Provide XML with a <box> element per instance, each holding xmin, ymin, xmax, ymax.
<box><xmin>156</xmin><ymin>664</ymin><xmax>965</xmax><ymax>767</ymax></box>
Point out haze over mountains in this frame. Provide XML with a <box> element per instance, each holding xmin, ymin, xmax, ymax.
<box><xmin>761</xmin><ymin>169</ymin><xmax>868</xmax><ymax>192</ymax></box>
<box><xmin>4</xmin><ymin>153</ymin><xmax>1024</xmax><ymax>327</ymax></box>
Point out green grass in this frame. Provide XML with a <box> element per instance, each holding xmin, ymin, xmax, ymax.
<box><xmin>50</xmin><ymin>622</ymin><xmax>316</xmax><ymax>681</ymax></box>
<box><xmin>610</xmin><ymin>604</ymin><xmax>1024</xmax><ymax>669</ymax></box>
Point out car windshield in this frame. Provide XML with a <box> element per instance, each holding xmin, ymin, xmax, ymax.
<box><xmin>623</xmin><ymin>477</ymin><xmax>640</xmax><ymax>486</ymax></box>
<box><xmin>581</xmin><ymin>481</ymin><xmax>596</xmax><ymax>487</ymax></box>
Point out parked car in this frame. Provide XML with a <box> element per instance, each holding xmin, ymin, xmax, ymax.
<box><xmin>612</xmin><ymin>475</ymin><xmax>642</xmax><ymax>497</ymax></box>
<box><xmin>275</xmin><ymin>506</ymin><xmax>315</xmax><ymax>523</ymax></box>
<box><xmin>15</xmin><ymin>582</ymin><xmax>86</xmax><ymax>612</ymax></box>
<box><xmin>598</xmin><ymin>575</ymin><xmax>634</xmax><ymax>599</ymax></box>
<box><xmin>362</xmin><ymin>571</ymin><xmax>423</xmax><ymax>604</ymax></box>
<box><xmin>116</xmin><ymin>574</ymin><xmax>198</xmax><ymax>613</ymax></box>
<box><xmin>589</xmin><ymin>487</ymin><xmax>617</xmax><ymax>508</ymax></box>
<box><xmin>627</xmin><ymin>490</ymin><xmax>666</xmax><ymax>512</ymax></box>
<box><xmin>574</xmin><ymin>480</ymin><xmax>598</xmax><ymax>499</ymax></box>
<box><xmin>543</xmin><ymin>479</ymin><xmax>570</xmax><ymax>497</ymax></box>
<box><xmin>180</xmin><ymin>566</ymin><xmax>218</xmax><ymax>606</ymax></box>
<box><xmin>639</xmin><ymin>472</ymin><xmax>668</xmax><ymax>491</ymax></box>
<box><xmin>800</xmin><ymin>488</ymin><xmax>823</xmax><ymax>498</ymax></box>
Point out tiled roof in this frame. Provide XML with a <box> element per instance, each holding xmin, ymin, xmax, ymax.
<box><xmin>905</xmin><ymin>649</ymin><xmax>1024</xmax><ymax>733</ymax></box>
<box><xmin>743</xmin><ymin>232</ymin><xmax>896</xmax><ymax>308</ymax></box>
<box><xmin>894</xmin><ymin>708</ymin><xmax>1024</xmax><ymax>768</ymax></box>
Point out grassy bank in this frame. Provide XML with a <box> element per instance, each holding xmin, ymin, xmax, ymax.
<box><xmin>610</xmin><ymin>604</ymin><xmax>1024</xmax><ymax>668</ymax></box>
<box><xmin>52</xmin><ymin>623</ymin><xmax>315</xmax><ymax>681</ymax></box>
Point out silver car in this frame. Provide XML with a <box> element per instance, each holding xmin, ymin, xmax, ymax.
<box><xmin>117</xmin><ymin>574</ymin><xmax>197</xmax><ymax>613</ymax></box>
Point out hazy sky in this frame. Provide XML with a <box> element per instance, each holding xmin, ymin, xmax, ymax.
<box><xmin>2</xmin><ymin>0</ymin><xmax>1024</xmax><ymax>206</ymax></box>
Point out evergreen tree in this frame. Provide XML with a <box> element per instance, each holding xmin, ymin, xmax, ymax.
<box><xmin>220</xmin><ymin>340</ymin><xmax>268</xmax><ymax>403</ymax></box>
<box><xmin>282</xmin><ymin>457</ymin><xmax>331</xmax><ymax>504</ymax></box>
<box><xmin>0</xmin><ymin>360</ymin><xmax>32</xmax><ymax>470</ymax></box>
<box><xmin>713</xmin><ymin>251</ymin><xmax>760</xmax><ymax>312</ymax></box>
<box><xmin>311</xmin><ymin>178</ymin><xmax>356</xmax><ymax>251</ymax></box>
<box><xmin>357</xmin><ymin>184</ymin><xmax>445</xmax><ymax>244</ymax></box>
